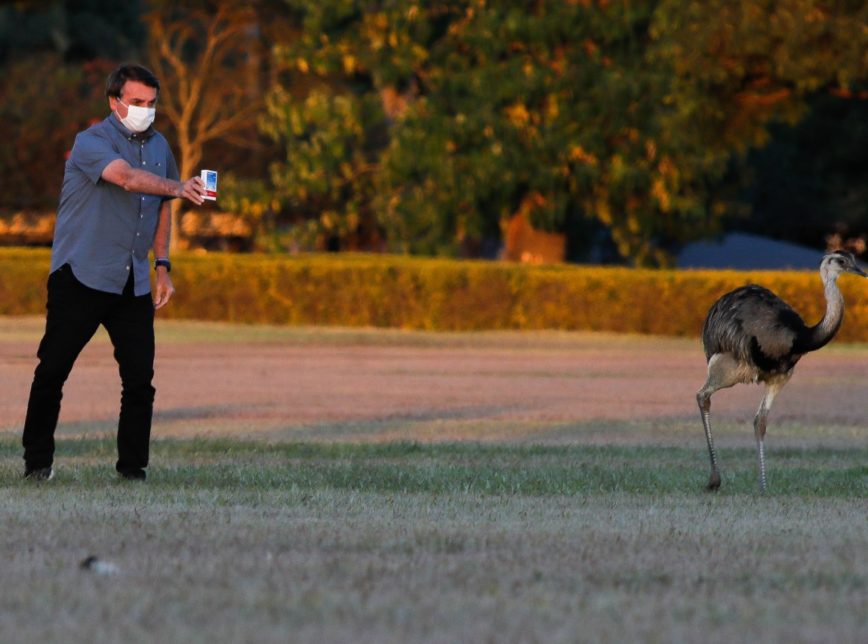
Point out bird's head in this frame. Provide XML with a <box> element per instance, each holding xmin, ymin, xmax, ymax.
<box><xmin>821</xmin><ymin>250</ymin><xmax>868</xmax><ymax>281</ymax></box>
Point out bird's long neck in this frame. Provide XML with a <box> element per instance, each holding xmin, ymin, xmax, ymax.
<box><xmin>805</xmin><ymin>277</ymin><xmax>845</xmax><ymax>351</ymax></box>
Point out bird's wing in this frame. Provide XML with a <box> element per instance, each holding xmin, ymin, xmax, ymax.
<box><xmin>703</xmin><ymin>285</ymin><xmax>806</xmax><ymax>371</ymax></box>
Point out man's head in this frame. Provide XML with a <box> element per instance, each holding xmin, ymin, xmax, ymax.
<box><xmin>106</xmin><ymin>64</ymin><xmax>160</xmax><ymax>101</ymax></box>
<box><xmin>106</xmin><ymin>64</ymin><xmax>160</xmax><ymax>134</ymax></box>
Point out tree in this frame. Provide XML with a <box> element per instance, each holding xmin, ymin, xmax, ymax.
<box><xmin>0</xmin><ymin>1</ymin><xmax>142</xmax><ymax>213</ymax></box>
<box><xmin>259</xmin><ymin>1</ymin><xmax>396</xmax><ymax>252</ymax></box>
<box><xmin>654</xmin><ymin>0</ymin><xmax>868</xmax><ymax>252</ymax></box>
<box><xmin>267</xmin><ymin>0</ymin><xmax>868</xmax><ymax>265</ymax></box>
<box><xmin>144</xmin><ymin>1</ymin><xmax>265</xmax><ymax>247</ymax></box>
<box><xmin>260</xmin><ymin>86</ymin><xmax>385</xmax><ymax>250</ymax></box>
<box><xmin>0</xmin><ymin>55</ymin><xmax>118</xmax><ymax>212</ymax></box>
<box><xmin>278</xmin><ymin>1</ymin><xmax>715</xmax><ymax>264</ymax></box>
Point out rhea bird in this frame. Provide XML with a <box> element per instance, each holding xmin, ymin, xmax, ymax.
<box><xmin>697</xmin><ymin>250</ymin><xmax>866</xmax><ymax>493</ymax></box>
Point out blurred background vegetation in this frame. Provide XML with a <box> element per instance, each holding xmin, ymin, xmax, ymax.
<box><xmin>0</xmin><ymin>0</ymin><xmax>866</xmax><ymax>267</ymax></box>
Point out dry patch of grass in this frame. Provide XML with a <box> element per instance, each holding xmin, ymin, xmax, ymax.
<box><xmin>1</xmin><ymin>438</ymin><xmax>865</xmax><ymax>643</ymax></box>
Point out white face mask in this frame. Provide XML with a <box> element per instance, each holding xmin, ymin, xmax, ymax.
<box><xmin>117</xmin><ymin>99</ymin><xmax>156</xmax><ymax>133</ymax></box>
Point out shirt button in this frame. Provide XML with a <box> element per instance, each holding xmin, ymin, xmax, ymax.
<box><xmin>142</xmin><ymin>161</ymin><xmax>147</xmax><ymax>166</ymax></box>
<box><xmin>141</xmin><ymin>196</ymin><xmax>145</xmax><ymax>201</ymax></box>
<box><xmin>125</xmin><ymin>265</ymin><xmax>130</xmax><ymax>271</ymax></box>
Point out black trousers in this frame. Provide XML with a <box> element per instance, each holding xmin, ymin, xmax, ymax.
<box><xmin>22</xmin><ymin>264</ymin><xmax>155</xmax><ymax>474</ymax></box>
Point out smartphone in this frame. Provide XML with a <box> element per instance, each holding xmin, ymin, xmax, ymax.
<box><xmin>200</xmin><ymin>169</ymin><xmax>218</xmax><ymax>201</ymax></box>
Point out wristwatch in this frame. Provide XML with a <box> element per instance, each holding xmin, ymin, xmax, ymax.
<box><xmin>154</xmin><ymin>258</ymin><xmax>172</xmax><ymax>272</ymax></box>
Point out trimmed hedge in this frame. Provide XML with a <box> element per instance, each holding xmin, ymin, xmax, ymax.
<box><xmin>2</xmin><ymin>248</ymin><xmax>867</xmax><ymax>340</ymax></box>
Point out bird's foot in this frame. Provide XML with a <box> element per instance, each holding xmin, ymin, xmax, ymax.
<box><xmin>706</xmin><ymin>470</ymin><xmax>721</xmax><ymax>491</ymax></box>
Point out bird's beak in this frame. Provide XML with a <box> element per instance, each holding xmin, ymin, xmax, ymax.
<box><xmin>849</xmin><ymin>264</ymin><xmax>868</xmax><ymax>278</ymax></box>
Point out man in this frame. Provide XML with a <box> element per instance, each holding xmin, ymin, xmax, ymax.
<box><xmin>22</xmin><ymin>63</ymin><xmax>206</xmax><ymax>481</ymax></box>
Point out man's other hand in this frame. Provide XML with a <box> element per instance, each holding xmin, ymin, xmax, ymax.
<box><xmin>154</xmin><ymin>269</ymin><xmax>175</xmax><ymax>309</ymax></box>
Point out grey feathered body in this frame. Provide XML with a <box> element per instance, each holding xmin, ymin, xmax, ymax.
<box><xmin>701</xmin><ymin>285</ymin><xmax>820</xmax><ymax>378</ymax></box>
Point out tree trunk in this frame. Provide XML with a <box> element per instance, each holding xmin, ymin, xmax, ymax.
<box><xmin>171</xmin><ymin>134</ymin><xmax>200</xmax><ymax>252</ymax></box>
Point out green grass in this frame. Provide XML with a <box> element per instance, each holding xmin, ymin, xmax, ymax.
<box><xmin>2</xmin><ymin>436</ymin><xmax>866</xmax><ymax>642</ymax></box>
<box><xmin>2</xmin><ymin>437</ymin><xmax>864</xmax><ymax>498</ymax></box>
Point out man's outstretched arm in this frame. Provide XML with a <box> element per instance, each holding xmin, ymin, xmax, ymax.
<box><xmin>101</xmin><ymin>159</ymin><xmax>206</xmax><ymax>205</ymax></box>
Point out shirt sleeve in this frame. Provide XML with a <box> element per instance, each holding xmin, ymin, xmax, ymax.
<box><xmin>166</xmin><ymin>148</ymin><xmax>180</xmax><ymax>181</ymax></box>
<box><xmin>70</xmin><ymin>130</ymin><xmax>123</xmax><ymax>185</ymax></box>
<box><xmin>161</xmin><ymin>147</ymin><xmax>180</xmax><ymax>202</ymax></box>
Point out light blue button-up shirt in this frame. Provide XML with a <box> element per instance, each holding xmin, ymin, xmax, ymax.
<box><xmin>50</xmin><ymin>115</ymin><xmax>179</xmax><ymax>296</ymax></box>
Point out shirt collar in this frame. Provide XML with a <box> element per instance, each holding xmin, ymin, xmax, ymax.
<box><xmin>106</xmin><ymin>113</ymin><xmax>156</xmax><ymax>141</ymax></box>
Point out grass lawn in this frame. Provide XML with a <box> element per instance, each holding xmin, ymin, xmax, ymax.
<box><xmin>2</xmin><ymin>319</ymin><xmax>866</xmax><ymax>642</ymax></box>
<box><xmin>1</xmin><ymin>437</ymin><xmax>865</xmax><ymax>643</ymax></box>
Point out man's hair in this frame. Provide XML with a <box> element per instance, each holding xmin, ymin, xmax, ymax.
<box><xmin>106</xmin><ymin>64</ymin><xmax>160</xmax><ymax>99</ymax></box>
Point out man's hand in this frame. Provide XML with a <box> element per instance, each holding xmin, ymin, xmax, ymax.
<box><xmin>178</xmin><ymin>176</ymin><xmax>207</xmax><ymax>205</ymax></box>
<box><xmin>154</xmin><ymin>269</ymin><xmax>175</xmax><ymax>310</ymax></box>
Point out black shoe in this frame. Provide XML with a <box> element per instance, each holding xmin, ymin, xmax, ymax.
<box><xmin>118</xmin><ymin>469</ymin><xmax>146</xmax><ymax>481</ymax></box>
<box><xmin>24</xmin><ymin>466</ymin><xmax>54</xmax><ymax>481</ymax></box>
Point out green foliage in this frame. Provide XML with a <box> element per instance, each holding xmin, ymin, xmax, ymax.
<box><xmin>215</xmin><ymin>173</ymin><xmax>281</xmax><ymax>251</ymax></box>
<box><xmin>266</xmin><ymin>0</ymin><xmax>867</xmax><ymax>265</ymax></box>
<box><xmin>652</xmin><ymin>0</ymin><xmax>868</xmax><ymax>249</ymax></box>
<box><xmin>653</xmin><ymin>0</ymin><xmax>868</xmax><ymax>151</ymax></box>
<box><xmin>261</xmin><ymin>86</ymin><xmax>385</xmax><ymax>250</ymax></box>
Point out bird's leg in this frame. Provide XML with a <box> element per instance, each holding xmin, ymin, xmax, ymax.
<box><xmin>697</xmin><ymin>389</ymin><xmax>721</xmax><ymax>490</ymax></box>
<box><xmin>697</xmin><ymin>354</ymin><xmax>741</xmax><ymax>491</ymax></box>
<box><xmin>753</xmin><ymin>378</ymin><xmax>787</xmax><ymax>495</ymax></box>
<box><xmin>753</xmin><ymin>398</ymin><xmax>770</xmax><ymax>495</ymax></box>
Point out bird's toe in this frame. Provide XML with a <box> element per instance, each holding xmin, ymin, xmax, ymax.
<box><xmin>706</xmin><ymin>471</ymin><xmax>721</xmax><ymax>491</ymax></box>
